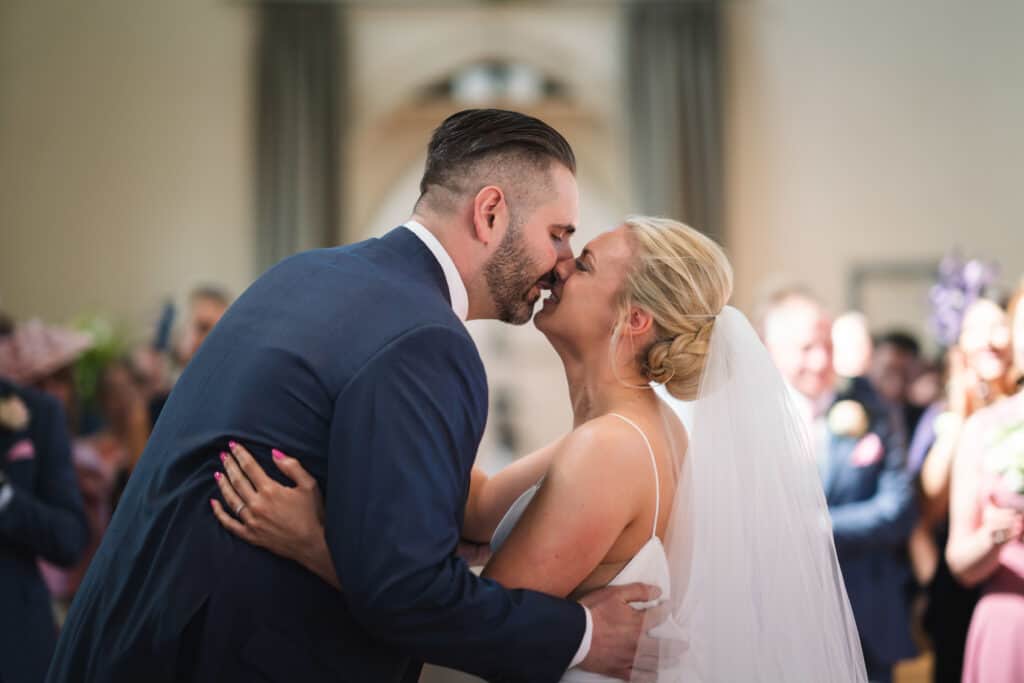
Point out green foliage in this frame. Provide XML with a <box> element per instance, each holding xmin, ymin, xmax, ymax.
<box><xmin>72</xmin><ymin>314</ymin><xmax>127</xmax><ymax>408</ymax></box>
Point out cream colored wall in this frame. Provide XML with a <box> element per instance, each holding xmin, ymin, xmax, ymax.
<box><xmin>5</xmin><ymin>0</ymin><xmax>1021</xmax><ymax>336</ymax></box>
<box><xmin>344</xmin><ymin>4</ymin><xmax>629</xmax><ymax>241</ymax></box>
<box><xmin>724</xmin><ymin>0</ymin><xmax>1024</xmax><ymax>322</ymax></box>
<box><xmin>0</xmin><ymin>0</ymin><xmax>254</xmax><ymax>337</ymax></box>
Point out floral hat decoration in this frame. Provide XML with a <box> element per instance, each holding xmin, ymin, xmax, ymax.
<box><xmin>928</xmin><ymin>251</ymin><xmax>1001</xmax><ymax>349</ymax></box>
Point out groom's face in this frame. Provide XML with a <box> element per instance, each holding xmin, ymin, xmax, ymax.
<box><xmin>484</xmin><ymin>164</ymin><xmax>579</xmax><ymax>325</ymax></box>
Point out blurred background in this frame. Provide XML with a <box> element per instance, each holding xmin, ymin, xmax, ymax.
<box><xmin>3</xmin><ymin>0</ymin><xmax>1022</xmax><ymax>459</ymax></box>
<box><xmin>1</xmin><ymin>1</ymin><xmax>1022</xmax><ymax>682</ymax></box>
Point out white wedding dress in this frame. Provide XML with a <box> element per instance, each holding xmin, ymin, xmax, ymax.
<box><xmin>488</xmin><ymin>307</ymin><xmax>867</xmax><ymax>682</ymax></box>
<box><xmin>491</xmin><ymin>413</ymin><xmax>674</xmax><ymax>683</ymax></box>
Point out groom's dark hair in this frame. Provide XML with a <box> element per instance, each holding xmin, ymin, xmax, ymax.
<box><xmin>416</xmin><ymin>109</ymin><xmax>576</xmax><ymax>214</ymax></box>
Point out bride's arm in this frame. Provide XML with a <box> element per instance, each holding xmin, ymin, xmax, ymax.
<box><xmin>481</xmin><ymin>418</ymin><xmax>644</xmax><ymax>598</ymax></box>
<box><xmin>211</xmin><ymin>439</ymin><xmax>564</xmax><ymax>588</ymax></box>
<box><xmin>461</xmin><ymin>439</ymin><xmax>564</xmax><ymax>543</ymax></box>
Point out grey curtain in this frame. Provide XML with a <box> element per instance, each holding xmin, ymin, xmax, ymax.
<box><xmin>626</xmin><ymin>0</ymin><xmax>723</xmax><ymax>242</ymax></box>
<box><xmin>254</xmin><ymin>3</ymin><xmax>343</xmax><ymax>274</ymax></box>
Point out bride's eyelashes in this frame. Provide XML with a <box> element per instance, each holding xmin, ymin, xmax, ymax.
<box><xmin>574</xmin><ymin>258</ymin><xmax>589</xmax><ymax>273</ymax></box>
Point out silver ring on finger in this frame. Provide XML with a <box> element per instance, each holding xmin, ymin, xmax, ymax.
<box><xmin>994</xmin><ymin>529</ymin><xmax>1009</xmax><ymax>544</ymax></box>
<box><xmin>235</xmin><ymin>502</ymin><xmax>247</xmax><ymax>516</ymax></box>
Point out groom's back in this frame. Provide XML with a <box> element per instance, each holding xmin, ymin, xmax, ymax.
<box><xmin>48</xmin><ymin>228</ymin><xmax>472</xmax><ymax>682</ymax></box>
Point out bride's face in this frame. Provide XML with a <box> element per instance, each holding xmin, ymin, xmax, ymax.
<box><xmin>534</xmin><ymin>225</ymin><xmax>635</xmax><ymax>349</ymax></box>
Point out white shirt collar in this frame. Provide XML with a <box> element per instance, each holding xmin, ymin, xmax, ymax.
<box><xmin>787</xmin><ymin>383</ymin><xmax>837</xmax><ymax>422</ymax></box>
<box><xmin>403</xmin><ymin>221</ymin><xmax>469</xmax><ymax>322</ymax></box>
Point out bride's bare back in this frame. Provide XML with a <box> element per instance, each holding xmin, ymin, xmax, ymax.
<box><xmin>482</xmin><ymin>399</ymin><xmax>686</xmax><ymax>600</ymax></box>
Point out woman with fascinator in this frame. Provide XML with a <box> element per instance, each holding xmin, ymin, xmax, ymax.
<box><xmin>210</xmin><ymin>217</ymin><xmax>867</xmax><ymax>681</ymax></box>
<box><xmin>908</xmin><ymin>260</ymin><xmax>1017</xmax><ymax>683</ymax></box>
<box><xmin>947</xmin><ymin>282</ymin><xmax>1024</xmax><ymax>683</ymax></box>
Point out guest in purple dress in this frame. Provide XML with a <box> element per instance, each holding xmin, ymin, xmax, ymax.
<box><xmin>947</xmin><ymin>284</ymin><xmax>1024</xmax><ymax>683</ymax></box>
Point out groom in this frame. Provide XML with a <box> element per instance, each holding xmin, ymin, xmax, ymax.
<box><xmin>47</xmin><ymin>109</ymin><xmax>658</xmax><ymax>682</ymax></box>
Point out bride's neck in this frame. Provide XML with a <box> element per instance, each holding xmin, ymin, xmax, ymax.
<box><xmin>560</xmin><ymin>346</ymin><xmax>655</xmax><ymax>428</ymax></box>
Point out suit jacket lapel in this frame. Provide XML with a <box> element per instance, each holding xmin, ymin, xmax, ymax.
<box><xmin>0</xmin><ymin>431</ymin><xmax>16</xmax><ymax>474</ymax></box>
<box><xmin>0</xmin><ymin>381</ymin><xmax>22</xmax><ymax>473</ymax></box>
<box><xmin>824</xmin><ymin>434</ymin><xmax>857</xmax><ymax>499</ymax></box>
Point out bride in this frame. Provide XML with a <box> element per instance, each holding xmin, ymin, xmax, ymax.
<box><xmin>211</xmin><ymin>216</ymin><xmax>867</xmax><ymax>682</ymax></box>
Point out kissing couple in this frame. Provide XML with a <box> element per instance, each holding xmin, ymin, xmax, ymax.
<box><xmin>49</xmin><ymin>109</ymin><xmax>867</xmax><ymax>682</ymax></box>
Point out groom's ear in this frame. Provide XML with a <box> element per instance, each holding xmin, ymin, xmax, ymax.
<box><xmin>471</xmin><ymin>185</ymin><xmax>509</xmax><ymax>247</ymax></box>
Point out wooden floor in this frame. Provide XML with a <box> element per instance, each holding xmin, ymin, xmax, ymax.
<box><xmin>419</xmin><ymin>653</ymin><xmax>936</xmax><ymax>683</ymax></box>
<box><xmin>895</xmin><ymin>652</ymin><xmax>933</xmax><ymax>683</ymax></box>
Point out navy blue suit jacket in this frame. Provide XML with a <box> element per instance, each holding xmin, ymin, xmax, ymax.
<box><xmin>0</xmin><ymin>379</ymin><xmax>88</xmax><ymax>683</ymax></box>
<box><xmin>47</xmin><ymin>228</ymin><xmax>585</xmax><ymax>683</ymax></box>
<box><xmin>823</xmin><ymin>379</ymin><xmax>917</xmax><ymax>667</ymax></box>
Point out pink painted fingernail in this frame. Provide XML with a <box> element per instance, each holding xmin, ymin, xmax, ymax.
<box><xmin>272</xmin><ymin>449</ymin><xmax>285</xmax><ymax>461</ymax></box>
<box><xmin>209</xmin><ymin>499</ymin><xmax>216</xmax><ymax>509</ymax></box>
<box><xmin>229</xmin><ymin>441</ymin><xmax>238</xmax><ymax>450</ymax></box>
<box><xmin>214</xmin><ymin>472</ymin><xmax>222</xmax><ymax>481</ymax></box>
<box><xmin>219</xmin><ymin>452</ymin><xmax>227</xmax><ymax>463</ymax></box>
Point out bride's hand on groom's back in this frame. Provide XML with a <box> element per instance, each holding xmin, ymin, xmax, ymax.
<box><xmin>210</xmin><ymin>442</ymin><xmax>339</xmax><ymax>588</ymax></box>
<box><xmin>578</xmin><ymin>583</ymin><xmax>683</xmax><ymax>681</ymax></box>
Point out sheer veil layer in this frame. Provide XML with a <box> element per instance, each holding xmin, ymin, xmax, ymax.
<box><xmin>641</xmin><ymin>306</ymin><xmax>867</xmax><ymax>682</ymax></box>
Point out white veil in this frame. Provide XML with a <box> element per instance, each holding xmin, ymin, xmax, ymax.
<box><xmin>639</xmin><ymin>306</ymin><xmax>867</xmax><ymax>682</ymax></box>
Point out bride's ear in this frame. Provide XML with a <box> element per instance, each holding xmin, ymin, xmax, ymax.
<box><xmin>622</xmin><ymin>306</ymin><xmax>655</xmax><ymax>339</ymax></box>
<box><xmin>472</xmin><ymin>185</ymin><xmax>509</xmax><ymax>247</ymax></box>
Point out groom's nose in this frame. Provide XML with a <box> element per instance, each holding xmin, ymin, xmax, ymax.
<box><xmin>553</xmin><ymin>237</ymin><xmax>574</xmax><ymax>265</ymax></box>
<box><xmin>554</xmin><ymin>258</ymin><xmax>576</xmax><ymax>283</ymax></box>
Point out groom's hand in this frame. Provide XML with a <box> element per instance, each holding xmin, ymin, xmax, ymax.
<box><xmin>578</xmin><ymin>583</ymin><xmax>660</xmax><ymax>681</ymax></box>
<box><xmin>455</xmin><ymin>540</ymin><xmax>491</xmax><ymax>567</ymax></box>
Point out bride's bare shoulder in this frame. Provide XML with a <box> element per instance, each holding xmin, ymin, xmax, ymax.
<box><xmin>544</xmin><ymin>414</ymin><xmax>653</xmax><ymax>492</ymax></box>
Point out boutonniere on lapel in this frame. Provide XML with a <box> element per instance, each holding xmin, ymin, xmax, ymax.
<box><xmin>986</xmin><ymin>420</ymin><xmax>1024</xmax><ymax>495</ymax></box>
<box><xmin>829</xmin><ymin>399</ymin><xmax>883</xmax><ymax>467</ymax></box>
<box><xmin>0</xmin><ymin>394</ymin><xmax>30</xmax><ymax>432</ymax></box>
<box><xmin>827</xmin><ymin>400</ymin><xmax>869</xmax><ymax>439</ymax></box>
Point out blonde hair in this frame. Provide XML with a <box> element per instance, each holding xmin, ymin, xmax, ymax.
<box><xmin>618</xmin><ymin>216</ymin><xmax>734</xmax><ymax>400</ymax></box>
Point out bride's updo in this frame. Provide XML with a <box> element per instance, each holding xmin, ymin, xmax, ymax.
<box><xmin>619</xmin><ymin>216</ymin><xmax>734</xmax><ymax>401</ymax></box>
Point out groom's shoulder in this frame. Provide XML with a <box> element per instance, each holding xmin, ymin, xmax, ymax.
<box><xmin>246</xmin><ymin>237</ymin><xmax>472</xmax><ymax>345</ymax></box>
<box><xmin>258</xmin><ymin>241</ymin><xmax>446</xmax><ymax>310</ymax></box>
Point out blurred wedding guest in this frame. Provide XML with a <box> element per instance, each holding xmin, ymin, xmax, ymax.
<box><xmin>762</xmin><ymin>291</ymin><xmax>917</xmax><ymax>683</ymax></box>
<box><xmin>176</xmin><ymin>285</ymin><xmax>231</xmax><ymax>368</ymax></box>
<box><xmin>869</xmin><ymin>330</ymin><xmax>925</xmax><ymax>442</ymax></box>
<box><xmin>834</xmin><ymin>311</ymin><xmax>874</xmax><ymax>379</ymax></box>
<box><xmin>131</xmin><ymin>300</ymin><xmax>177</xmax><ymax>429</ymax></box>
<box><xmin>946</xmin><ymin>283</ymin><xmax>1024</xmax><ymax>683</ymax></box>
<box><xmin>0</xmin><ymin>375</ymin><xmax>89</xmax><ymax>682</ymax></box>
<box><xmin>907</xmin><ymin>359</ymin><xmax>943</xmax><ymax>414</ymax></box>
<box><xmin>0</xmin><ymin>320</ymin><xmax>120</xmax><ymax>611</ymax></box>
<box><xmin>0</xmin><ymin>319</ymin><xmax>93</xmax><ymax>435</ymax></box>
<box><xmin>131</xmin><ymin>344</ymin><xmax>173</xmax><ymax>428</ymax></box>
<box><xmin>93</xmin><ymin>359</ymin><xmax>152</xmax><ymax>507</ymax></box>
<box><xmin>907</xmin><ymin>296</ymin><xmax>1016</xmax><ymax>682</ymax></box>
<box><xmin>146</xmin><ymin>287</ymin><xmax>232</xmax><ymax>427</ymax></box>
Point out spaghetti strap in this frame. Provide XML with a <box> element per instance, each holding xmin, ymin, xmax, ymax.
<box><xmin>609</xmin><ymin>413</ymin><xmax>660</xmax><ymax>539</ymax></box>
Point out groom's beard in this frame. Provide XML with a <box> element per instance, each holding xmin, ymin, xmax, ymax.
<box><xmin>484</xmin><ymin>222</ymin><xmax>544</xmax><ymax>325</ymax></box>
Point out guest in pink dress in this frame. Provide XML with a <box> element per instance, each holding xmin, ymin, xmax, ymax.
<box><xmin>948</xmin><ymin>284</ymin><xmax>1024</xmax><ymax>683</ymax></box>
